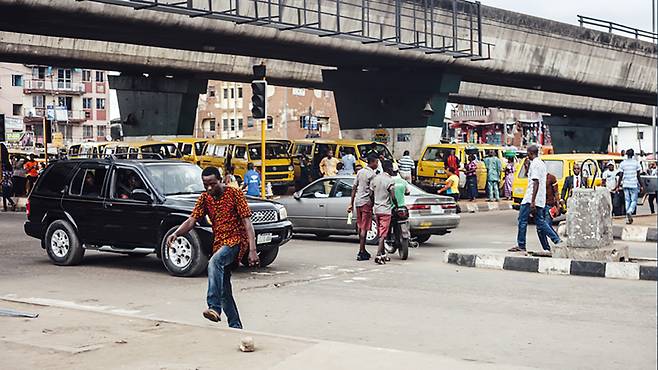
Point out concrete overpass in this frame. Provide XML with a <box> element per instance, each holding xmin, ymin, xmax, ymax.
<box><xmin>0</xmin><ymin>0</ymin><xmax>655</xmax><ymax>105</ymax></box>
<box><xmin>1</xmin><ymin>30</ymin><xmax>653</xmax><ymax>126</ymax></box>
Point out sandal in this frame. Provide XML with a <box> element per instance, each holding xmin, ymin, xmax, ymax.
<box><xmin>508</xmin><ymin>246</ymin><xmax>526</xmax><ymax>252</ymax></box>
<box><xmin>374</xmin><ymin>256</ymin><xmax>386</xmax><ymax>265</ymax></box>
<box><xmin>383</xmin><ymin>254</ymin><xmax>391</xmax><ymax>262</ymax></box>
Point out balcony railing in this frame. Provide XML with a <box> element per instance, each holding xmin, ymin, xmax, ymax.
<box><xmin>23</xmin><ymin>78</ymin><xmax>85</xmax><ymax>94</ymax></box>
<box><xmin>23</xmin><ymin>107</ymin><xmax>87</xmax><ymax>122</ymax></box>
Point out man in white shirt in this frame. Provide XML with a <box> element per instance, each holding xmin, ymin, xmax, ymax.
<box><xmin>509</xmin><ymin>145</ymin><xmax>561</xmax><ymax>253</ymax></box>
<box><xmin>601</xmin><ymin>161</ymin><xmax>622</xmax><ymax>216</ymax></box>
<box><xmin>616</xmin><ymin>149</ymin><xmax>644</xmax><ymax>224</ymax></box>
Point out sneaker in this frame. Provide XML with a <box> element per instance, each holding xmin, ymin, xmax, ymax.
<box><xmin>356</xmin><ymin>251</ymin><xmax>371</xmax><ymax>261</ymax></box>
<box><xmin>628</xmin><ymin>214</ymin><xmax>634</xmax><ymax>224</ymax></box>
<box><xmin>203</xmin><ymin>308</ymin><xmax>221</xmax><ymax>322</ymax></box>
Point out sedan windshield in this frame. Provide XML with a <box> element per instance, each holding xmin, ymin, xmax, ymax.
<box><xmin>144</xmin><ymin>163</ymin><xmax>205</xmax><ymax>195</ymax></box>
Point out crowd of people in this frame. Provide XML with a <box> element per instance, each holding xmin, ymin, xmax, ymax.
<box><xmin>0</xmin><ymin>153</ymin><xmax>43</xmax><ymax>212</ymax></box>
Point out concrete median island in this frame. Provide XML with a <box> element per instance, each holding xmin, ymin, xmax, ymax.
<box><xmin>444</xmin><ymin>249</ymin><xmax>658</xmax><ymax>281</ymax></box>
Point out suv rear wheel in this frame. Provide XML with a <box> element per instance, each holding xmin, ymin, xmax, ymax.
<box><xmin>161</xmin><ymin>226</ymin><xmax>208</xmax><ymax>277</ymax></box>
<box><xmin>241</xmin><ymin>246</ymin><xmax>279</xmax><ymax>268</ymax></box>
<box><xmin>45</xmin><ymin>220</ymin><xmax>85</xmax><ymax>266</ymax></box>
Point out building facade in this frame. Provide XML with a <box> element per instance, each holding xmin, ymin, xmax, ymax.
<box><xmin>450</xmin><ymin>104</ymin><xmax>548</xmax><ymax>147</ymax></box>
<box><xmin>610</xmin><ymin>122</ymin><xmax>657</xmax><ymax>156</ymax></box>
<box><xmin>0</xmin><ymin>62</ymin><xmax>110</xmax><ymax>146</ymax></box>
<box><xmin>195</xmin><ymin>81</ymin><xmax>340</xmax><ymax>140</ymax></box>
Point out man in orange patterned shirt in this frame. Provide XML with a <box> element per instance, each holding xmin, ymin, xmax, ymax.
<box><xmin>167</xmin><ymin>166</ymin><xmax>259</xmax><ymax>328</ymax></box>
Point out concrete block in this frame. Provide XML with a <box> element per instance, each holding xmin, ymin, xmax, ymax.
<box><xmin>447</xmin><ymin>253</ymin><xmax>475</xmax><ymax>267</ymax></box>
<box><xmin>475</xmin><ymin>254</ymin><xmax>505</xmax><ymax>270</ymax></box>
<box><xmin>639</xmin><ymin>265</ymin><xmax>658</xmax><ymax>281</ymax></box>
<box><xmin>570</xmin><ymin>260</ymin><xmax>606</xmax><ymax>277</ymax></box>
<box><xmin>552</xmin><ymin>245</ymin><xmax>629</xmax><ymax>262</ymax></box>
<box><xmin>465</xmin><ymin>204</ymin><xmax>478</xmax><ymax>213</ymax></box>
<box><xmin>605</xmin><ymin>263</ymin><xmax>640</xmax><ymax>280</ymax></box>
<box><xmin>621</xmin><ymin>226</ymin><xmax>649</xmax><ymax>242</ymax></box>
<box><xmin>566</xmin><ymin>188</ymin><xmax>613</xmax><ymax>250</ymax></box>
<box><xmin>538</xmin><ymin>258</ymin><xmax>571</xmax><ymax>275</ymax></box>
<box><xmin>487</xmin><ymin>203</ymin><xmax>499</xmax><ymax>211</ymax></box>
<box><xmin>503</xmin><ymin>257</ymin><xmax>539</xmax><ymax>272</ymax></box>
<box><xmin>647</xmin><ymin>228</ymin><xmax>658</xmax><ymax>242</ymax></box>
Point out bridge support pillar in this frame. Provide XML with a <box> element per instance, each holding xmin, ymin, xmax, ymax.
<box><xmin>544</xmin><ymin>116</ymin><xmax>618</xmax><ymax>154</ymax></box>
<box><xmin>109</xmin><ymin>74</ymin><xmax>207</xmax><ymax>137</ymax></box>
<box><xmin>322</xmin><ymin>69</ymin><xmax>460</xmax><ymax>157</ymax></box>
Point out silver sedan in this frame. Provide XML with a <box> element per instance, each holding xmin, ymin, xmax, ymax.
<box><xmin>277</xmin><ymin>176</ymin><xmax>460</xmax><ymax>244</ymax></box>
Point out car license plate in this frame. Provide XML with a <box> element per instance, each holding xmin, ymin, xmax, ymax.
<box><xmin>257</xmin><ymin>233</ymin><xmax>273</xmax><ymax>244</ymax></box>
<box><xmin>435</xmin><ymin>169</ymin><xmax>445</xmax><ymax>175</ymax></box>
<box><xmin>431</xmin><ymin>205</ymin><xmax>444</xmax><ymax>214</ymax></box>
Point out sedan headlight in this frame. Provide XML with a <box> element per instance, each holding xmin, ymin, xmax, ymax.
<box><xmin>288</xmin><ymin>165</ymin><xmax>294</xmax><ymax>171</ymax></box>
<box><xmin>278</xmin><ymin>207</ymin><xmax>288</xmax><ymax>221</ymax></box>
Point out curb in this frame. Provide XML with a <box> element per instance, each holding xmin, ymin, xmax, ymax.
<box><xmin>444</xmin><ymin>249</ymin><xmax>658</xmax><ymax>281</ymax></box>
<box><xmin>460</xmin><ymin>202</ymin><xmax>513</xmax><ymax>213</ymax></box>
<box><xmin>612</xmin><ymin>225</ymin><xmax>658</xmax><ymax>242</ymax></box>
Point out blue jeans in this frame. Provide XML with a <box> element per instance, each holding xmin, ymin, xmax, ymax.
<box><xmin>207</xmin><ymin>245</ymin><xmax>242</xmax><ymax>329</ymax></box>
<box><xmin>537</xmin><ymin>206</ymin><xmax>561</xmax><ymax>251</ymax></box>
<box><xmin>487</xmin><ymin>180</ymin><xmax>500</xmax><ymax>200</ymax></box>
<box><xmin>517</xmin><ymin>204</ymin><xmax>561</xmax><ymax>250</ymax></box>
<box><xmin>623</xmin><ymin>187</ymin><xmax>639</xmax><ymax>215</ymax></box>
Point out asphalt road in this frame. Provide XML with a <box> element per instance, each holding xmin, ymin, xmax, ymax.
<box><xmin>0</xmin><ymin>210</ymin><xmax>656</xmax><ymax>370</ymax></box>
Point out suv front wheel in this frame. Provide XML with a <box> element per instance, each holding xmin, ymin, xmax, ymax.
<box><xmin>161</xmin><ymin>226</ymin><xmax>208</xmax><ymax>277</ymax></box>
<box><xmin>45</xmin><ymin>220</ymin><xmax>85</xmax><ymax>266</ymax></box>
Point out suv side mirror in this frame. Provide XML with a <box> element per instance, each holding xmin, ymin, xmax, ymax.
<box><xmin>293</xmin><ymin>191</ymin><xmax>301</xmax><ymax>200</ymax></box>
<box><xmin>132</xmin><ymin>189</ymin><xmax>152</xmax><ymax>203</ymax></box>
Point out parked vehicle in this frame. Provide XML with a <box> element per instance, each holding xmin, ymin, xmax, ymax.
<box><xmin>511</xmin><ymin>153</ymin><xmax>623</xmax><ymax>210</ymax></box>
<box><xmin>170</xmin><ymin>138</ymin><xmax>208</xmax><ymax>166</ymax></box>
<box><xmin>68</xmin><ymin>142</ymin><xmax>108</xmax><ymax>159</ymax></box>
<box><xmin>416</xmin><ymin>143</ymin><xmax>506</xmax><ymax>192</ymax></box>
<box><xmin>276</xmin><ymin>175</ymin><xmax>459</xmax><ymax>244</ymax></box>
<box><xmin>291</xmin><ymin>139</ymin><xmax>395</xmax><ymax>180</ymax></box>
<box><xmin>198</xmin><ymin>138</ymin><xmax>294</xmax><ymax>194</ymax></box>
<box><xmin>103</xmin><ymin>141</ymin><xmax>182</xmax><ymax>160</ymax></box>
<box><xmin>23</xmin><ymin>158</ymin><xmax>293</xmax><ymax>276</ymax></box>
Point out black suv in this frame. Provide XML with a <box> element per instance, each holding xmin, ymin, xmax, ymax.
<box><xmin>24</xmin><ymin>158</ymin><xmax>292</xmax><ymax>277</ymax></box>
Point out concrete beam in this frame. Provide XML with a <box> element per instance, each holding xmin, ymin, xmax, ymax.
<box><xmin>453</xmin><ymin>83</ymin><xmax>655</xmax><ymax>125</ymax></box>
<box><xmin>0</xmin><ymin>0</ymin><xmax>655</xmax><ymax>105</ymax></box>
<box><xmin>0</xmin><ymin>31</ymin><xmax>653</xmax><ymax>125</ymax></box>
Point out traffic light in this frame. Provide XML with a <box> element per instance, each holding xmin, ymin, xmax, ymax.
<box><xmin>251</xmin><ymin>80</ymin><xmax>267</xmax><ymax>119</ymax></box>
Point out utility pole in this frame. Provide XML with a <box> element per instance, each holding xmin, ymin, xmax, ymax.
<box><xmin>653</xmin><ymin>0</ymin><xmax>657</xmax><ymax>156</ymax></box>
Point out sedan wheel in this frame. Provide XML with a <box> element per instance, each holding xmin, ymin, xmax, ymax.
<box><xmin>161</xmin><ymin>226</ymin><xmax>208</xmax><ymax>277</ymax></box>
<box><xmin>45</xmin><ymin>220</ymin><xmax>85</xmax><ymax>266</ymax></box>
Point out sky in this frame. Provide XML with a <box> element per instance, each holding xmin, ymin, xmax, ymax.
<box><xmin>482</xmin><ymin>0</ymin><xmax>655</xmax><ymax>32</ymax></box>
<box><xmin>110</xmin><ymin>1</ymin><xmax>657</xmax><ymax>120</ymax></box>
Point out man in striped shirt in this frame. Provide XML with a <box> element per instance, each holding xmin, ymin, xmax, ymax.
<box><xmin>398</xmin><ymin>150</ymin><xmax>415</xmax><ymax>183</ymax></box>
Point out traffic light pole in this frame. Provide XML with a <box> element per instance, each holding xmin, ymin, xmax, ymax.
<box><xmin>42</xmin><ymin>116</ymin><xmax>48</xmax><ymax>164</ymax></box>
<box><xmin>261</xmin><ymin>118</ymin><xmax>266</xmax><ymax>199</ymax></box>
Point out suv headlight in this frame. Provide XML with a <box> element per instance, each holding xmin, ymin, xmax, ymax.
<box><xmin>288</xmin><ymin>165</ymin><xmax>294</xmax><ymax>171</ymax></box>
<box><xmin>278</xmin><ymin>207</ymin><xmax>288</xmax><ymax>221</ymax></box>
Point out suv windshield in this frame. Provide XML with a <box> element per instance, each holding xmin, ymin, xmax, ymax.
<box><xmin>248</xmin><ymin>143</ymin><xmax>290</xmax><ymax>160</ymax></box>
<box><xmin>144</xmin><ymin>163</ymin><xmax>204</xmax><ymax>195</ymax></box>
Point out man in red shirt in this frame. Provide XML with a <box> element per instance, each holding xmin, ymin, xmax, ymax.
<box><xmin>167</xmin><ymin>167</ymin><xmax>259</xmax><ymax>328</ymax></box>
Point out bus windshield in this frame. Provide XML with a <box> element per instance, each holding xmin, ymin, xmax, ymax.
<box><xmin>248</xmin><ymin>142</ymin><xmax>290</xmax><ymax>160</ymax></box>
<box><xmin>357</xmin><ymin>143</ymin><xmax>392</xmax><ymax>160</ymax></box>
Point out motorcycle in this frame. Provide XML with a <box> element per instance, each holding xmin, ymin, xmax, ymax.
<box><xmin>384</xmin><ymin>206</ymin><xmax>414</xmax><ymax>260</ymax></box>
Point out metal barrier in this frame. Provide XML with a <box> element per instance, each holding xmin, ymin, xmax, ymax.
<box><xmin>84</xmin><ymin>0</ymin><xmax>492</xmax><ymax>60</ymax></box>
<box><xmin>577</xmin><ymin>15</ymin><xmax>657</xmax><ymax>43</ymax></box>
